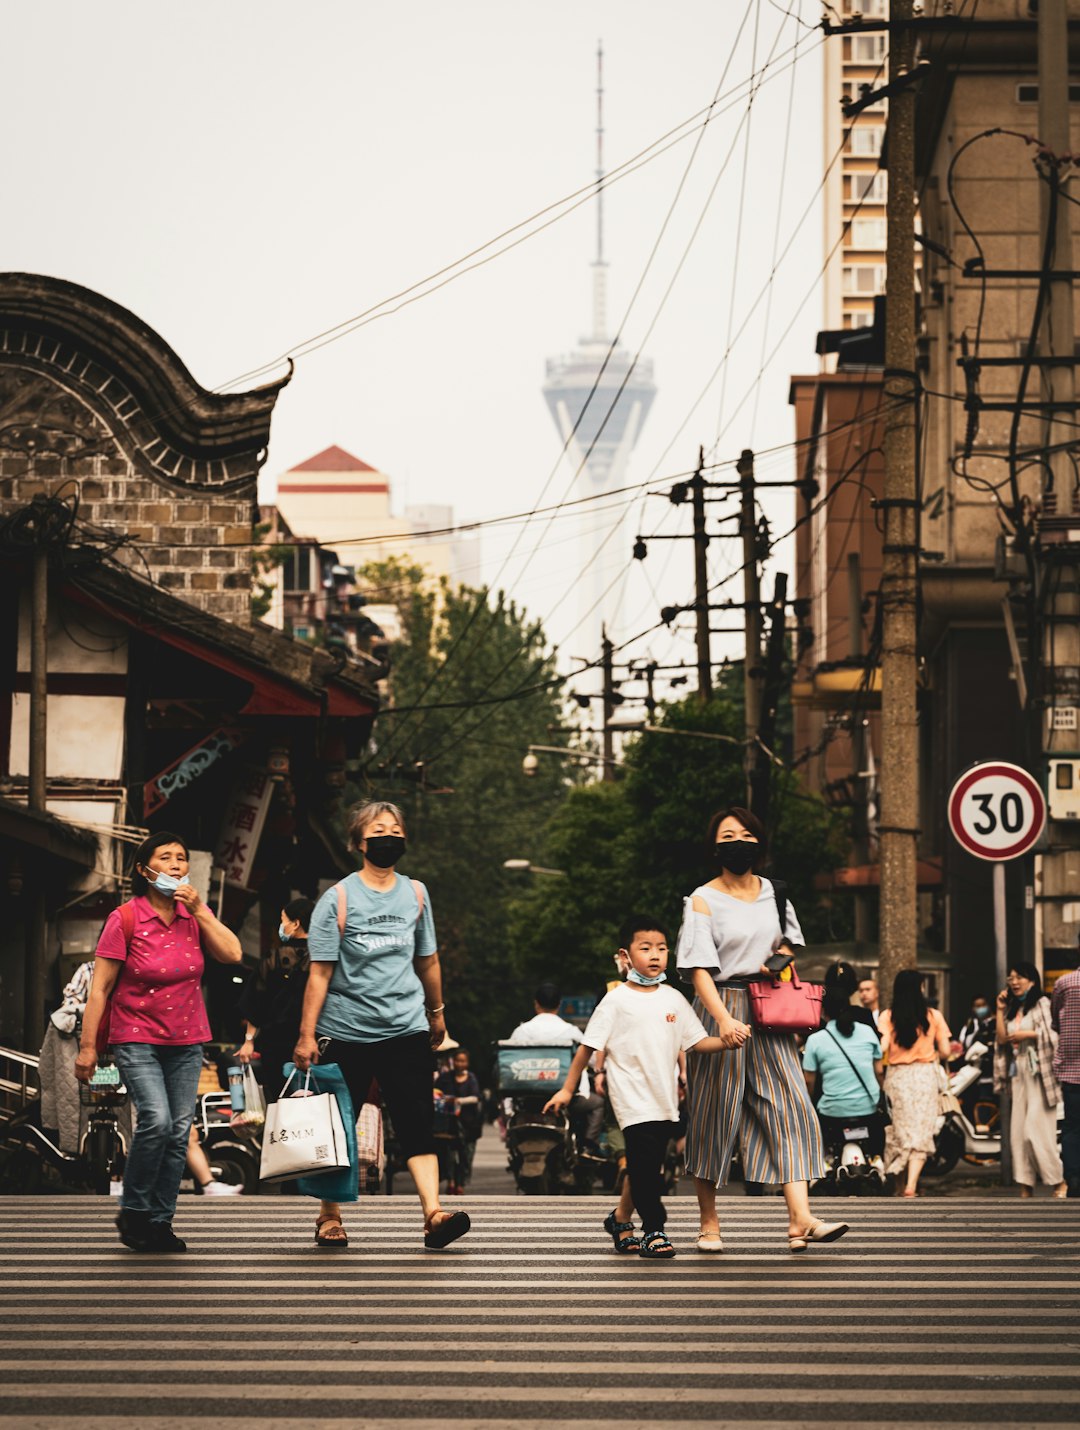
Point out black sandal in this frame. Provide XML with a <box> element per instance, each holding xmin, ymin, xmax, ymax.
<box><xmin>639</xmin><ymin>1229</ymin><xmax>676</xmax><ymax>1260</ymax></box>
<box><xmin>424</xmin><ymin>1209</ymin><xmax>471</xmax><ymax>1249</ymax></box>
<box><xmin>603</xmin><ymin>1209</ymin><xmax>641</xmax><ymax>1253</ymax></box>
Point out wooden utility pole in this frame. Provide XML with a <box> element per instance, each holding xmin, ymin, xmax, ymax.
<box><xmin>25</xmin><ymin>508</ymin><xmax>49</xmax><ymax>1050</ymax></box>
<box><xmin>690</xmin><ymin>446</ymin><xmax>712</xmax><ymax>702</ymax></box>
<box><xmin>601</xmin><ymin>626</ymin><xmax>616</xmax><ymax>783</ymax></box>
<box><xmin>737</xmin><ymin>448</ymin><xmax>762</xmax><ymax>804</ymax></box>
<box><xmin>750</xmin><ymin>571</ymin><xmax>788</xmax><ymax>825</ymax></box>
<box><xmin>877</xmin><ymin>0</ymin><xmax>920</xmax><ymax>999</ymax></box>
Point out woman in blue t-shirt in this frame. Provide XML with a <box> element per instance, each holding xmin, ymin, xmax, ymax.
<box><xmin>293</xmin><ymin>801</ymin><xmax>470</xmax><ymax>1252</ymax></box>
<box><xmin>803</xmin><ymin>987</ymin><xmax>886</xmax><ymax>1157</ymax></box>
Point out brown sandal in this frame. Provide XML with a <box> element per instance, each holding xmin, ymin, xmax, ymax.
<box><xmin>314</xmin><ymin>1213</ymin><xmax>349</xmax><ymax>1249</ymax></box>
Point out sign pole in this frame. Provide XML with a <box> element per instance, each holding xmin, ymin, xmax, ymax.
<box><xmin>994</xmin><ymin>859</ymin><xmax>1013</xmax><ymax>1187</ymax></box>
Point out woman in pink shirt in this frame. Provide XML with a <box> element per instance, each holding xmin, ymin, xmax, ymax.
<box><xmin>75</xmin><ymin>832</ymin><xmax>242</xmax><ymax>1252</ymax></box>
<box><xmin>878</xmin><ymin>969</ymin><xmax>952</xmax><ymax>1198</ymax></box>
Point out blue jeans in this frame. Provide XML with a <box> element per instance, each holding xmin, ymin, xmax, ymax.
<box><xmin>1062</xmin><ymin>1083</ymin><xmax>1080</xmax><ymax>1191</ymax></box>
<box><xmin>112</xmin><ymin>1043</ymin><xmax>203</xmax><ymax>1222</ymax></box>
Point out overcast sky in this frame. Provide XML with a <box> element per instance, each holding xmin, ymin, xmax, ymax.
<box><xmin>9</xmin><ymin>0</ymin><xmax>826</xmax><ymax>694</ymax></box>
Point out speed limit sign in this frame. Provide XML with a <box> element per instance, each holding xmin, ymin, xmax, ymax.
<box><xmin>947</xmin><ymin>761</ymin><xmax>1047</xmax><ymax>862</ymax></box>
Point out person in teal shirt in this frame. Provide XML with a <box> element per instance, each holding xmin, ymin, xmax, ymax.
<box><xmin>803</xmin><ymin>987</ymin><xmax>886</xmax><ymax>1157</ymax></box>
<box><xmin>294</xmin><ymin>801</ymin><xmax>470</xmax><ymax>1253</ymax></box>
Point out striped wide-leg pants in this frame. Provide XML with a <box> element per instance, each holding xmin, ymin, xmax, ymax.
<box><xmin>685</xmin><ymin>988</ymin><xmax>825</xmax><ymax>1187</ymax></box>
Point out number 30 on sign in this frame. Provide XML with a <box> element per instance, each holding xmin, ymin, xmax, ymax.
<box><xmin>947</xmin><ymin>762</ymin><xmax>1047</xmax><ymax>862</ymax></box>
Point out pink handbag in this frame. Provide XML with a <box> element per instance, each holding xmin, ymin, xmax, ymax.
<box><xmin>747</xmin><ymin>968</ymin><xmax>823</xmax><ymax>1035</ymax></box>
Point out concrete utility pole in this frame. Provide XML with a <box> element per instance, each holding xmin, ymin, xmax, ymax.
<box><xmin>877</xmin><ymin>0</ymin><xmax>920</xmax><ymax>999</ymax></box>
<box><xmin>601</xmin><ymin>626</ymin><xmax>616</xmax><ymax>783</ymax></box>
<box><xmin>1036</xmin><ymin>0</ymin><xmax>1080</xmax><ymax>979</ymax></box>
<box><xmin>737</xmin><ymin>448</ymin><xmax>763</xmax><ymax>805</ymax></box>
<box><xmin>750</xmin><ymin>571</ymin><xmax>789</xmax><ymax>826</ymax></box>
<box><xmin>690</xmin><ymin>447</ymin><xmax>712</xmax><ymax>702</ymax></box>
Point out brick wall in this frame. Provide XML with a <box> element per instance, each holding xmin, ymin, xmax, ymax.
<box><xmin>0</xmin><ymin>277</ymin><xmax>287</xmax><ymax>627</ymax></box>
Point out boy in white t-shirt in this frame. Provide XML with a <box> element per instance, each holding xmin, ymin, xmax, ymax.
<box><xmin>543</xmin><ymin>915</ymin><xmax>739</xmax><ymax>1259</ymax></box>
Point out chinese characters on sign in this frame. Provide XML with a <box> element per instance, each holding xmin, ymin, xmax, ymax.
<box><xmin>213</xmin><ymin>766</ymin><xmax>274</xmax><ymax>888</ymax></box>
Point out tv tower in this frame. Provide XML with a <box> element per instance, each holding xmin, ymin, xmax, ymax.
<box><xmin>542</xmin><ymin>43</ymin><xmax>657</xmax><ymax>655</ymax></box>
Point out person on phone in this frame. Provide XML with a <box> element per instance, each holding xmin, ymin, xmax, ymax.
<box><xmin>676</xmin><ymin>805</ymin><xmax>846</xmax><ymax>1254</ymax></box>
<box><xmin>994</xmin><ymin>962</ymin><xmax>1066</xmax><ymax>1199</ymax></box>
<box><xmin>293</xmin><ymin>801</ymin><xmax>470</xmax><ymax>1251</ymax></box>
<box><xmin>74</xmin><ymin>831</ymin><xmax>242</xmax><ymax>1251</ymax></box>
<box><xmin>878</xmin><ymin>970</ymin><xmax>952</xmax><ymax>1198</ymax></box>
<box><xmin>236</xmin><ymin>896</ymin><xmax>314</xmax><ymax>1103</ymax></box>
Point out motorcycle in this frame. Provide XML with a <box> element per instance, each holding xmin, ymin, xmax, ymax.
<box><xmin>813</xmin><ymin>1117</ymin><xmax>893</xmax><ymax>1197</ymax></box>
<box><xmin>0</xmin><ymin>1062</ymin><xmax>128</xmax><ymax>1195</ymax></box>
<box><xmin>496</xmin><ymin>1044</ymin><xmax>616</xmax><ymax>1195</ymax></box>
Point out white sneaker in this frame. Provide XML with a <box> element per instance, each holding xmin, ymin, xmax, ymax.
<box><xmin>202</xmin><ymin>1180</ymin><xmax>243</xmax><ymax>1197</ymax></box>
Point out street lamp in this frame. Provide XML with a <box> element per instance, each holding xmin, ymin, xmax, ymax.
<box><xmin>502</xmin><ymin>859</ymin><xmax>567</xmax><ymax>878</ymax></box>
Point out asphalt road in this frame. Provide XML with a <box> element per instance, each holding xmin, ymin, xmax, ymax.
<box><xmin>0</xmin><ymin>1184</ymin><xmax>1078</xmax><ymax>1429</ymax></box>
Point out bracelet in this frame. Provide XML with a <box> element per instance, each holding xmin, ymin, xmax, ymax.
<box><xmin>426</xmin><ymin>1004</ymin><xmax>445</xmax><ymax>1016</ymax></box>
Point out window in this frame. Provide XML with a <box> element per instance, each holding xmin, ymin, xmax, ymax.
<box><xmin>1017</xmin><ymin>83</ymin><xmax>1080</xmax><ymax>103</ymax></box>
<box><xmin>842</xmin><ymin>264</ymin><xmax>886</xmax><ymax>295</ymax></box>
<box><xmin>850</xmin><ymin>125</ymin><xmax>884</xmax><ymax>157</ymax></box>
<box><xmin>851</xmin><ymin>33</ymin><xmax>887</xmax><ymax>64</ymax></box>
<box><xmin>850</xmin><ymin>0</ymin><xmax>887</xmax><ymax>15</ymax></box>
<box><xmin>848</xmin><ymin>311</ymin><xmax>876</xmax><ymax>329</ymax></box>
<box><xmin>847</xmin><ymin>170</ymin><xmax>888</xmax><ymax>204</ymax></box>
<box><xmin>283</xmin><ymin>546</ymin><xmax>313</xmax><ymax>593</ymax></box>
<box><xmin>851</xmin><ymin>217</ymin><xmax>887</xmax><ymax>249</ymax></box>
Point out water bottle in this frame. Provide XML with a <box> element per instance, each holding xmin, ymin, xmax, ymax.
<box><xmin>228</xmin><ymin>1065</ymin><xmax>245</xmax><ymax>1112</ymax></box>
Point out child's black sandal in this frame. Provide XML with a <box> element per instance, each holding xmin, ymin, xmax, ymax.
<box><xmin>638</xmin><ymin>1229</ymin><xmax>676</xmax><ymax>1260</ymax></box>
<box><xmin>603</xmin><ymin>1209</ymin><xmax>641</xmax><ymax>1253</ymax></box>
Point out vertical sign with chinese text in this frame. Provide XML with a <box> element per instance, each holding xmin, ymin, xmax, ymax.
<box><xmin>214</xmin><ymin>766</ymin><xmax>274</xmax><ymax>889</ymax></box>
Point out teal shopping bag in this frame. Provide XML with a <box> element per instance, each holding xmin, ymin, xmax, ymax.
<box><xmin>279</xmin><ymin>1061</ymin><xmax>360</xmax><ymax>1204</ymax></box>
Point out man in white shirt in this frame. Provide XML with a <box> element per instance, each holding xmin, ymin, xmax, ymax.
<box><xmin>508</xmin><ymin>983</ymin><xmax>604</xmax><ymax>1147</ymax></box>
<box><xmin>858</xmin><ymin>978</ymin><xmax>881</xmax><ymax>1029</ymax></box>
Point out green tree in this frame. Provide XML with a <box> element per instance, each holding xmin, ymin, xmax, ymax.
<box><xmin>346</xmin><ymin>562</ymin><xmax>572</xmax><ymax>1069</ymax></box>
<box><xmin>506</xmin><ymin>691</ymin><xmax>849</xmax><ymax>1002</ymax></box>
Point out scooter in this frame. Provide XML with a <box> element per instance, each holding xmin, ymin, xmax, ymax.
<box><xmin>923</xmin><ymin>1042</ymin><xmax>1002</xmax><ymax>1179</ymax></box>
<box><xmin>496</xmin><ymin>1044</ymin><xmax>615</xmax><ymax>1195</ymax></box>
<box><xmin>814</xmin><ymin>1118</ymin><xmax>893</xmax><ymax>1197</ymax></box>
<box><xmin>191</xmin><ymin>1091</ymin><xmax>261</xmax><ymax>1193</ymax></box>
<box><xmin>0</xmin><ymin>1063</ymin><xmax>129</xmax><ymax>1195</ymax></box>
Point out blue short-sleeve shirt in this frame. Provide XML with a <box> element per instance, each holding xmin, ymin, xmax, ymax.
<box><xmin>308</xmin><ymin>872</ymin><xmax>436</xmax><ymax>1042</ymax></box>
<box><xmin>802</xmin><ymin>1021</ymin><xmax>881</xmax><ymax>1118</ymax></box>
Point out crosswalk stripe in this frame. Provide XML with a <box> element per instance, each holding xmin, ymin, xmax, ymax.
<box><xmin>1</xmin><ymin>1194</ymin><xmax>1076</xmax><ymax>1428</ymax></box>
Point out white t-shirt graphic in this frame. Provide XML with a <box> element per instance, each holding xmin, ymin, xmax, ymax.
<box><xmin>581</xmin><ymin>984</ymin><xmax>708</xmax><ymax>1129</ymax></box>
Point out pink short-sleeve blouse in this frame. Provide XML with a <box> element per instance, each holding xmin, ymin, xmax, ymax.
<box><xmin>95</xmin><ymin>896</ymin><xmax>210</xmax><ymax>1045</ymax></box>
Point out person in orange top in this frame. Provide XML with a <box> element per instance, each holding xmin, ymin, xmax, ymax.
<box><xmin>878</xmin><ymin>970</ymin><xmax>952</xmax><ymax>1198</ymax></box>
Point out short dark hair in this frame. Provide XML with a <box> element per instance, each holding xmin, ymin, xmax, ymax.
<box><xmin>534</xmin><ymin>981</ymin><xmax>561</xmax><ymax>1011</ymax></box>
<box><xmin>705</xmin><ymin>805</ymin><xmax>768</xmax><ymax>866</ymax></box>
<box><xmin>618</xmin><ymin>915</ymin><xmax>669</xmax><ymax>948</ymax></box>
<box><xmin>130</xmin><ymin>831</ymin><xmax>190</xmax><ymax>895</ymax></box>
<box><xmin>284</xmin><ymin>896</ymin><xmax>315</xmax><ymax>932</ymax></box>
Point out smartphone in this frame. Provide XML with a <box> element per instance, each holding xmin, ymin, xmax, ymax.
<box><xmin>764</xmin><ymin>950</ymin><xmax>795</xmax><ymax>975</ymax></box>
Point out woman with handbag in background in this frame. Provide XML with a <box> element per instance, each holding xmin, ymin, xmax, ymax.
<box><xmin>293</xmin><ymin>800</ymin><xmax>470</xmax><ymax>1251</ymax></box>
<box><xmin>993</xmin><ymin>961</ymin><xmax>1067</xmax><ymax>1199</ymax></box>
<box><xmin>677</xmin><ymin>805</ymin><xmax>849</xmax><ymax>1253</ymax></box>
<box><xmin>879</xmin><ymin>969</ymin><xmax>952</xmax><ymax>1198</ymax></box>
<box><xmin>236</xmin><ymin>896</ymin><xmax>315</xmax><ymax>1103</ymax></box>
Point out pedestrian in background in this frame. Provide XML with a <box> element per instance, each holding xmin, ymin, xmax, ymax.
<box><xmin>75</xmin><ymin>831</ymin><xmax>243</xmax><ymax>1251</ymax></box>
<box><xmin>436</xmin><ymin>1048</ymin><xmax>483</xmax><ymax>1193</ymax></box>
<box><xmin>824</xmin><ymin>961</ymin><xmax>878</xmax><ymax>1032</ymax></box>
<box><xmin>677</xmin><ymin>806</ymin><xmax>848</xmax><ymax>1254</ymax></box>
<box><xmin>879</xmin><ymin>970</ymin><xmax>951</xmax><ymax>1199</ymax></box>
<box><xmin>858</xmin><ymin>977</ymin><xmax>881</xmax><ymax>1029</ymax></box>
<box><xmin>994</xmin><ymin>961</ymin><xmax>1066</xmax><ymax>1199</ymax></box>
<box><xmin>236</xmin><ymin>896</ymin><xmax>314</xmax><ymax>1101</ymax></box>
<box><xmin>803</xmin><ymin>987</ymin><xmax>886</xmax><ymax>1160</ymax></box>
<box><xmin>294</xmin><ymin>801</ymin><xmax>470</xmax><ymax>1251</ymax></box>
<box><xmin>1051</xmin><ymin>954</ymin><xmax>1080</xmax><ymax>1198</ymax></box>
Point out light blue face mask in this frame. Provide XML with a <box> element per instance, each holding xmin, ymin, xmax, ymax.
<box><xmin>278</xmin><ymin>923</ymin><xmax>289</xmax><ymax>943</ymax></box>
<box><xmin>626</xmin><ymin>968</ymin><xmax>667</xmax><ymax>987</ymax></box>
<box><xmin>148</xmin><ymin>870</ymin><xmax>190</xmax><ymax>896</ymax></box>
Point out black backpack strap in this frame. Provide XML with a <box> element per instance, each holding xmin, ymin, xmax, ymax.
<box><xmin>772</xmin><ymin>879</ymin><xmax>789</xmax><ymax>938</ymax></box>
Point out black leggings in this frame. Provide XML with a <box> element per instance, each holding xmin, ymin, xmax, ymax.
<box><xmin>320</xmin><ymin>1032</ymin><xmax>436</xmax><ymax>1160</ymax></box>
<box><xmin>623</xmin><ymin>1120</ymin><xmax>676</xmax><ymax>1233</ymax></box>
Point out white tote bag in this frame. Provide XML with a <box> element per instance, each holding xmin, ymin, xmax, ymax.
<box><xmin>259</xmin><ymin>1070</ymin><xmax>351</xmax><ymax>1184</ymax></box>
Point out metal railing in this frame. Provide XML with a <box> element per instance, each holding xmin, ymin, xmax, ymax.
<box><xmin>0</xmin><ymin>1046</ymin><xmax>40</xmax><ymax>1121</ymax></box>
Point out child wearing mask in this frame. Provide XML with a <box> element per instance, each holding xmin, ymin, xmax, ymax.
<box><xmin>543</xmin><ymin>915</ymin><xmax>737</xmax><ymax>1259</ymax></box>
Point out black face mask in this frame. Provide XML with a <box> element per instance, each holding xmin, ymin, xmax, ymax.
<box><xmin>364</xmin><ymin>834</ymin><xmax>406</xmax><ymax>869</ymax></box>
<box><xmin>713</xmin><ymin>842</ymin><xmax>757</xmax><ymax>875</ymax></box>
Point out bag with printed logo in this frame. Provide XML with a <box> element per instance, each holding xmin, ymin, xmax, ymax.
<box><xmin>259</xmin><ymin>1067</ymin><xmax>352</xmax><ymax>1184</ymax></box>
